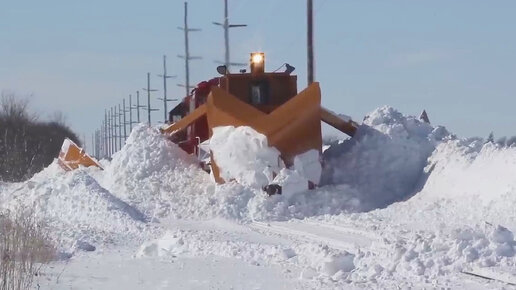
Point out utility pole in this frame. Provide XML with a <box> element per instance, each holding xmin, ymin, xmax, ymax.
<box><xmin>110</xmin><ymin>107</ymin><xmax>114</xmax><ymax>156</ymax></box>
<box><xmin>104</xmin><ymin>110</ymin><xmax>109</xmax><ymax>158</ymax></box>
<box><xmin>107</xmin><ymin>109</ymin><xmax>110</xmax><ymax>157</ymax></box>
<box><xmin>142</xmin><ymin>72</ymin><xmax>159</xmax><ymax>125</ymax></box>
<box><xmin>307</xmin><ymin>0</ymin><xmax>314</xmax><ymax>85</ymax></box>
<box><xmin>213</xmin><ymin>0</ymin><xmax>247</xmax><ymax>69</ymax></box>
<box><xmin>118</xmin><ymin>103</ymin><xmax>123</xmax><ymax>149</ymax></box>
<box><xmin>122</xmin><ymin>98</ymin><xmax>127</xmax><ymax>141</ymax></box>
<box><xmin>135</xmin><ymin>90</ymin><xmax>145</xmax><ymax>123</ymax></box>
<box><xmin>91</xmin><ymin>133</ymin><xmax>95</xmax><ymax>158</ymax></box>
<box><xmin>95</xmin><ymin>130</ymin><xmax>99</xmax><ymax>158</ymax></box>
<box><xmin>97</xmin><ymin>129</ymin><xmax>101</xmax><ymax>158</ymax></box>
<box><xmin>114</xmin><ymin>106</ymin><xmax>119</xmax><ymax>152</ymax></box>
<box><xmin>100</xmin><ymin>122</ymin><xmax>103</xmax><ymax>158</ymax></box>
<box><xmin>128</xmin><ymin>94</ymin><xmax>136</xmax><ymax>132</ymax></box>
<box><xmin>95</xmin><ymin>130</ymin><xmax>100</xmax><ymax>159</ymax></box>
<box><xmin>178</xmin><ymin>1</ymin><xmax>202</xmax><ymax>113</ymax></box>
<box><xmin>157</xmin><ymin>55</ymin><xmax>177</xmax><ymax>123</ymax></box>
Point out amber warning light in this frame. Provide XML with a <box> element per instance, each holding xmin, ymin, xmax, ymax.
<box><xmin>250</xmin><ymin>52</ymin><xmax>265</xmax><ymax>74</ymax></box>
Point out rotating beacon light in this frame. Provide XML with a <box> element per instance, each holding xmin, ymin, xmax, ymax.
<box><xmin>250</xmin><ymin>52</ymin><xmax>265</xmax><ymax>74</ymax></box>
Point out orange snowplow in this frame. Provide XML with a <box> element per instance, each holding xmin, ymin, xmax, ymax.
<box><xmin>162</xmin><ymin>52</ymin><xmax>358</xmax><ymax>184</ymax></box>
<box><xmin>57</xmin><ymin>52</ymin><xmax>357</xmax><ymax>187</ymax></box>
<box><xmin>58</xmin><ymin>138</ymin><xmax>102</xmax><ymax>171</ymax></box>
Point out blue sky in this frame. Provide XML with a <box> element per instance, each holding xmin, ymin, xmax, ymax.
<box><xmin>1</xmin><ymin>0</ymin><xmax>515</xmax><ymax>149</ymax></box>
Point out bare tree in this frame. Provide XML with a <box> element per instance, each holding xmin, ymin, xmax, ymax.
<box><xmin>0</xmin><ymin>210</ymin><xmax>56</xmax><ymax>290</ymax></box>
<box><xmin>0</xmin><ymin>93</ymin><xmax>80</xmax><ymax>182</ymax></box>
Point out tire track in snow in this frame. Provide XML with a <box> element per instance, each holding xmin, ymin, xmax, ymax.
<box><xmin>249</xmin><ymin>221</ymin><xmax>377</xmax><ymax>253</ymax></box>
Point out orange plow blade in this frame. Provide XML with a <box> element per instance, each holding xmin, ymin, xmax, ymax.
<box><xmin>57</xmin><ymin>138</ymin><xmax>102</xmax><ymax>171</ymax></box>
<box><xmin>207</xmin><ymin>83</ymin><xmax>323</xmax><ymax>183</ymax></box>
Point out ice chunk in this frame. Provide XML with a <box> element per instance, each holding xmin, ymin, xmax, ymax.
<box><xmin>210</xmin><ymin>126</ymin><xmax>284</xmax><ymax>188</ymax></box>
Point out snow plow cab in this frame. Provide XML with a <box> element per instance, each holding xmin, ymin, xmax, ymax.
<box><xmin>161</xmin><ymin>52</ymin><xmax>358</xmax><ymax>186</ymax></box>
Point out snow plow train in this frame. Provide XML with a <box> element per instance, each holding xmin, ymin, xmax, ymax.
<box><xmin>58</xmin><ymin>52</ymin><xmax>357</xmax><ymax>192</ymax></box>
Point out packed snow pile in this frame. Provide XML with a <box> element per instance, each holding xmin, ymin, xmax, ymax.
<box><xmin>322</xmin><ymin>106</ymin><xmax>450</xmax><ymax>211</ymax></box>
<box><xmin>210</xmin><ymin>126</ymin><xmax>283</xmax><ymax>188</ymax></box>
<box><xmin>210</xmin><ymin>125</ymin><xmax>322</xmax><ymax>193</ymax></box>
<box><xmin>203</xmin><ymin>107</ymin><xmax>454</xmax><ymax>221</ymax></box>
<box><xmin>99</xmin><ymin>124</ymin><xmax>212</xmax><ymax>218</ymax></box>
<box><xmin>350</xmin><ymin>223</ymin><xmax>516</xmax><ymax>283</ymax></box>
<box><xmin>321</xmin><ymin>135</ymin><xmax>516</xmax><ymax>281</ymax></box>
<box><xmin>0</xmin><ymin>163</ymin><xmax>150</xmax><ymax>250</ymax></box>
<box><xmin>421</xmin><ymin>139</ymin><xmax>516</xmax><ymax>205</ymax></box>
<box><xmin>367</xmin><ymin>137</ymin><xmax>516</xmax><ymax>233</ymax></box>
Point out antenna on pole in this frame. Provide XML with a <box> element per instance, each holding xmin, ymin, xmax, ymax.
<box><xmin>213</xmin><ymin>0</ymin><xmax>247</xmax><ymax>69</ymax></box>
<box><xmin>142</xmin><ymin>72</ymin><xmax>159</xmax><ymax>125</ymax></box>
<box><xmin>307</xmin><ymin>0</ymin><xmax>314</xmax><ymax>85</ymax></box>
<box><xmin>157</xmin><ymin>55</ymin><xmax>177</xmax><ymax>123</ymax></box>
<box><xmin>177</xmin><ymin>1</ymin><xmax>202</xmax><ymax>113</ymax></box>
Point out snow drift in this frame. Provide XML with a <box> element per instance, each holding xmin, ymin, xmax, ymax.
<box><xmin>99</xmin><ymin>124</ymin><xmax>212</xmax><ymax>219</ymax></box>
<box><xmin>2</xmin><ymin>105</ymin><xmax>516</xmax><ymax>287</ymax></box>
<box><xmin>328</xmin><ymin>136</ymin><xmax>516</xmax><ymax>281</ymax></box>
<box><xmin>0</xmin><ymin>163</ymin><xmax>150</xmax><ymax>250</ymax></box>
<box><xmin>322</xmin><ymin>106</ymin><xmax>450</xmax><ymax>211</ymax></box>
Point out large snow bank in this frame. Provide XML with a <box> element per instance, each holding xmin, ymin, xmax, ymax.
<box><xmin>350</xmin><ymin>223</ymin><xmax>516</xmax><ymax>283</ymax></box>
<box><xmin>421</xmin><ymin>140</ymin><xmax>516</xmax><ymax>205</ymax></box>
<box><xmin>322</xmin><ymin>106</ymin><xmax>450</xmax><ymax>211</ymax></box>
<box><xmin>198</xmin><ymin>107</ymin><xmax>453</xmax><ymax>221</ymax></box>
<box><xmin>247</xmin><ymin>106</ymin><xmax>452</xmax><ymax>220</ymax></box>
<box><xmin>324</xmin><ymin>137</ymin><xmax>516</xmax><ymax>281</ymax></box>
<box><xmin>0</xmin><ymin>162</ymin><xmax>150</xmax><ymax>250</ymax></box>
<box><xmin>210</xmin><ymin>126</ymin><xmax>283</xmax><ymax>188</ymax></box>
<box><xmin>100</xmin><ymin>124</ymin><xmax>212</xmax><ymax>218</ymax></box>
<box><xmin>371</xmin><ymin>138</ymin><xmax>516</xmax><ymax>232</ymax></box>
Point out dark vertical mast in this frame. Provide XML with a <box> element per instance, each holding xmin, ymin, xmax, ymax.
<box><xmin>307</xmin><ymin>0</ymin><xmax>314</xmax><ymax>85</ymax></box>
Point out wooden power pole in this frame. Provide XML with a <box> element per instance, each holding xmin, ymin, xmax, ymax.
<box><xmin>307</xmin><ymin>0</ymin><xmax>314</xmax><ymax>85</ymax></box>
<box><xmin>213</xmin><ymin>0</ymin><xmax>247</xmax><ymax>69</ymax></box>
<box><xmin>177</xmin><ymin>1</ymin><xmax>201</xmax><ymax>114</ymax></box>
<box><xmin>157</xmin><ymin>55</ymin><xmax>177</xmax><ymax>123</ymax></box>
<box><xmin>142</xmin><ymin>72</ymin><xmax>158</xmax><ymax>125</ymax></box>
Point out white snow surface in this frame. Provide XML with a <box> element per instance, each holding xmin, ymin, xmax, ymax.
<box><xmin>2</xmin><ymin>108</ymin><xmax>516</xmax><ymax>289</ymax></box>
<box><xmin>0</xmin><ymin>163</ymin><xmax>151</xmax><ymax>251</ymax></box>
<box><xmin>210</xmin><ymin>126</ymin><xmax>283</xmax><ymax>188</ymax></box>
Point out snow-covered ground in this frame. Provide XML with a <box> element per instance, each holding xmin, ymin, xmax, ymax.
<box><xmin>1</xmin><ymin>106</ymin><xmax>516</xmax><ymax>289</ymax></box>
